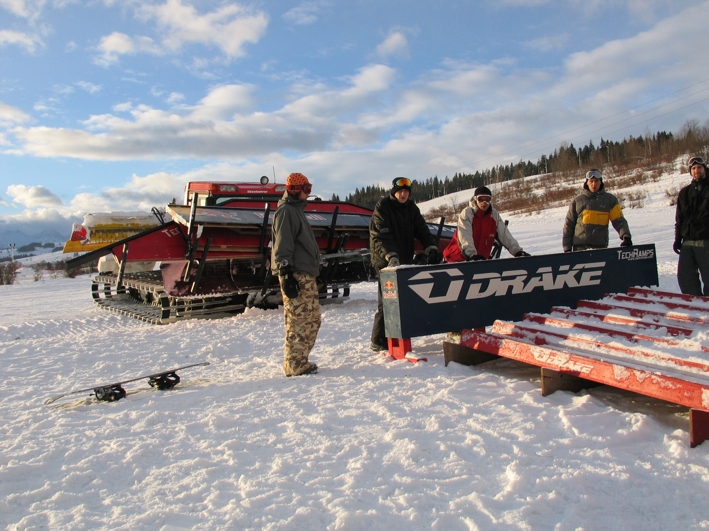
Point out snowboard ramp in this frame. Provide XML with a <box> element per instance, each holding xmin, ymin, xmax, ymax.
<box><xmin>444</xmin><ymin>288</ymin><xmax>709</xmax><ymax>448</ymax></box>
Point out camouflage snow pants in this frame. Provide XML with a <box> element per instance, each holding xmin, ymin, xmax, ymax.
<box><xmin>282</xmin><ymin>272</ymin><xmax>321</xmax><ymax>376</ymax></box>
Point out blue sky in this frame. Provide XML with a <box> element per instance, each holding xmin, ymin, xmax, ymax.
<box><xmin>1</xmin><ymin>0</ymin><xmax>707</xmax><ymax>237</ymax></box>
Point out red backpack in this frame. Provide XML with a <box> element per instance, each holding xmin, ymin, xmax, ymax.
<box><xmin>443</xmin><ymin>229</ymin><xmax>466</xmax><ymax>263</ymax></box>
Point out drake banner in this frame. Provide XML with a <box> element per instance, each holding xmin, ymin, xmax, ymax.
<box><xmin>380</xmin><ymin>245</ymin><xmax>658</xmax><ymax>339</ymax></box>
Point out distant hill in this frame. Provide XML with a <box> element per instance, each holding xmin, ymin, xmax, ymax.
<box><xmin>0</xmin><ymin>229</ymin><xmax>65</xmax><ymax>249</ymax></box>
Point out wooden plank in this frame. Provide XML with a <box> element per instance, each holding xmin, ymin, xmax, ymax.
<box><xmin>627</xmin><ymin>287</ymin><xmax>709</xmax><ymax>304</ymax></box>
<box><xmin>548</xmin><ymin>307</ymin><xmax>696</xmax><ymax>337</ymax></box>
<box><xmin>540</xmin><ymin>367</ymin><xmax>599</xmax><ymax>396</ymax></box>
<box><xmin>461</xmin><ymin>331</ymin><xmax>709</xmax><ymax>410</ymax></box>
<box><xmin>690</xmin><ymin>409</ymin><xmax>709</xmax><ymax>448</ymax></box>
<box><xmin>443</xmin><ymin>341</ymin><xmax>500</xmax><ymax>367</ymax></box>
<box><xmin>577</xmin><ymin>300</ymin><xmax>707</xmax><ymax>324</ymax></box>
<box><xmin>491</xmin><ymin>320</ymin><xmax>709</xmax><ymax>371</ymax></box>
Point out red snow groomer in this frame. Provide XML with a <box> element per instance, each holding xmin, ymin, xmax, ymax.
<box><xmin>66</xmin><ymin>177</ymin><xmax>452</xmax><ymax>324</ymax></box>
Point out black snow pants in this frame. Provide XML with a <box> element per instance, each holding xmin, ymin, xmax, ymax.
<box><xmin>677</xmin><ymin>240</ymin><xmax>709</xmax><ymax>296</ymax></box>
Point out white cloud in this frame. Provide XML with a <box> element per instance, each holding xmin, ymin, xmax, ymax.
<box><xmin>282</xmin><ymin>1</ymin><xmax>329</xmax><ymax>25</ymax></box>
<box><xmin>6</xmin><ymin>184</ymin><xmax>63</xmax><ymax>208</ymax></box>
<box><xmin>0</xmin><ymin>29</ymin><xmax>43</xmax><ymax>52</ymax></box>
<box><xmin>190</xmin><ymin>84</ymin><xmax>254</xmax><ymax>120</ymax></box>
<box><xmin>94</xmin><ymin>1</ymin><xmax>269</xmax><ymax>65</ymax></box>
<box><xmin>376</xmin><ymin>32</ymin><xmax>409</xmax><ymax>60</ymax></box>
<box><xmin>5</xmin><ymin>1</ymin><xmax>709</xmax><ymax>210</ymax></box>
<box><xmin>76</xmin><ymin>81</ymin><xmax>102</xmax><ymax>94</ymax></box>
<box><xmin>95</xmin><ymin>32</ymin><xmax>163</xmax><ymax>66</ymax></box>
<box><xmin>0</xmin><ymin>102</ymin><xmax>30</xmax><ymax>126</ymax></box>
<box><xmin>570</xmin><ymin>0</ymin><xmax>705</xmax><ymax>22</ymax></box>
<box><xmin>167</xmin><ymin>92</ymin><xmax>185</xmax><ymax>104</ymax></box>
<box><xmin>9</xmin><ymin>65</ymin><xmax>397</xmax><ymax>160</ymax></box>
<box><xmin>555</xmin><ymin>4</ymin><xmax>700</xmax><ymax>101</ymax></box>
<box><xmin>524</xmin><ymin>33</ymin><xmax>570</xmax><ymax>52</ymax></box>
<box><xmin>0</xmin><ymin>0</ymin><xmax>41</xmax><ymax>19</ymax></box>
<box><xmin>138</xmin><ymin>0</ymin><xmax>268</xmax><ymax>58</ymax></box>
<box><xmin>113</xmin><ymin>102</ymin><xmax>133</xmax><ymax>112</ymax></box>
<box><xmin>33</xmin><ymin>96</ymin><xmax>63</xmax><ymax>114</ymax></box>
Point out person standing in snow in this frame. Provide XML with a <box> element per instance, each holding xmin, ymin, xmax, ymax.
<box><xmin>442</xmin><ymin>186</ymin><xmax>529</xmax><ymax>262</ymax></box>
<box><xmin>369</xmin><ymin>177</ymin><xmax>440</xmax><ymax>352</ymax></box>
<box><xmin>562</xmin><ymin>169</ymin><xmax>632</xmax><ymax>252</ymax></box>
<box><xmin>271</xmin><ymin>172</ymin><xmax>321</xmax><ymax>377</ymax></box>
<box><xmin>674</xmin><ymin>156</ymin><xmax>709</xmax><ymax>296</ymax></box>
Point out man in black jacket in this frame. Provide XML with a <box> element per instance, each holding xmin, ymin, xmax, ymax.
<box><xmin>369</xmin><ymin>177</ymin><xmax>440</xmax><ymax>352</ymax></box>
<box><xmin>675</xmin><ymin>156</ymin><xmax>709</xmax><ymax>296</ymax></box>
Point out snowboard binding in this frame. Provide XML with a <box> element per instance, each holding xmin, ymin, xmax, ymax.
<box><xmin>94</xmin><ymin>384</ymin><xmax>127</xmax><ymax>402</ymax></box>
<box><xmin>148</xmin><ymin>372</ymin><xmax>180</xmax><ymax>390</ymax></box>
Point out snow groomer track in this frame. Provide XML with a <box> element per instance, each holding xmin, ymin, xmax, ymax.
<box><xmin>444</xmin><ymin>288</ymin><xmax>709</xmax><ymax>447</ymax></box>
<box><xmin>91</xmin><ymin>270</ymin><xmax>249</xmax><ymax>324</ymax></box>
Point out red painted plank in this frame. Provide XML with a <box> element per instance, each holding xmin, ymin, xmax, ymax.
<box><xmin>491</xmin><ymin>320</ymin><xmax>709</xmax><ymax>373</ymax></box>
<box><xmin>606</xmin><ymin>293</ymin><xmax>707</xmax><ymax>313</ymax></box>
<box><xmin>460</xmin><ymin>331</ymin><xmax>709</xmax><ymax>411</ymax></box>
<box><xmin>548</xmin><ymin>307</ymin><xmax>696</xmax><ymax>337</ymax></box>
<box><xmin>577</xmin><ymin>300</ymin><xmax>707</xmax><ymax>324</ymax></box>
<box><xmin>522</xmin><ymin>313</ymin><xmax>709</xmax><ymax>354</ymax></box>
<box><xmin>628</xmin><ymin>287</ymin><xmax>709</xmax><ymax>305</ymax></box>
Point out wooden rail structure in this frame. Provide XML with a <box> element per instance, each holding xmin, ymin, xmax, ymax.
<box><xmin>443</xmin><ymin>288</ymin><xmax>709</xmax><ymax>447</ymax></box>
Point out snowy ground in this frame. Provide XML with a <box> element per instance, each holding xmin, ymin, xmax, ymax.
<box><xmin>2</xmin><ymin>167</ymin><xmax>709</xmax><ymax>530</ymax></box>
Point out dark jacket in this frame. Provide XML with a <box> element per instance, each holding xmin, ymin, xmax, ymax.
<box><xmin>675</xmin><ymin>177</ymin><xmax>709</xmax><ymax>242</ymax></box>
<box><xmin>271</xmin><ymin>192</ymin><xmax>321</xmax><ymax>277</ymax></box>
<box><xmin>562</xmin><ymin>182</ymin><xmax>630</xmax><ymax>251</ymax></box>
<box><xmin>369</xmin><ymin>194</ymin><xmax>436</xmax><ymax>269</ymax></box>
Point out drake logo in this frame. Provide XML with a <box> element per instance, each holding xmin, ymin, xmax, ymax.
<box><xmin>407</xmin><ymin>262</ymin><xmax>606</xmax><ymax>304</ymax></box>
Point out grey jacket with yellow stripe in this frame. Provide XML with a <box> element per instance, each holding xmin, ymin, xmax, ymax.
<box><xmin>562</xmin><ymin>183</ymin><xmax>631</xmax><ymax>252</ymax></box>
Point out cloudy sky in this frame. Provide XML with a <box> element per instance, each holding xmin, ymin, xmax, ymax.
<box><xmin>1</xmin><ymin>0</ymin><xmax>707</xmax><ymax>237</ymax></box>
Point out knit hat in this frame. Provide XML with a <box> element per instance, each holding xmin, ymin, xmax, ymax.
<box><xmin>391</xmin><ymin>177</ymin><xmax>412</xmax><ymax>194</ymax></box>
<box><xmin>474</xmin><ymin>186</ymin><xmax>492</xmax><ymax>198</ymax></box>
<box><xmin>286</xmin><ymin>172</ymin><xmax>311</xmax><ymax>194</ymax></box>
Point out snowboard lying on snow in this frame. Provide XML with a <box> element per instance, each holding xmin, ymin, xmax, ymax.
<box><xmin>44</xmin><ymin>362</ymin><xmax>210</xmax><ymax>405</ymax></box>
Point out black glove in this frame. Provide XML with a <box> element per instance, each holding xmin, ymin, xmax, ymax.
<box><xmin>673</xmin><ymin>239</ymin><xmax>682</xmax><ymax>255</ymax></box>
<box><xmin>620</xmin><ymin>236</ymin><xmax>633</xmax><ymax>247</ymax></box>
<box><xmin>278</xmin><ymin>262</ymin><xmax>300</xmax><ymax>299</ymax></box>
<box><xmin>468</xmin><ymin>254</ymin><xmax>486</xmax><ymax>261</ymax></box>
<box><xmin>426</xmin><ymin>245</ymin><xmax>440</xmax><ymax>265</ymax></box>
<box><xmin>514</xmin><ymin>250</ymin><xmax>531</xmax><ymax>257</ymax></box>
<box><xmin>387</xmin><ymin>255</ymin><xmax>400</xmax><ymax>268</ymax></box>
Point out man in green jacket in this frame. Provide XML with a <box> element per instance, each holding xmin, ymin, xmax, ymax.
<box><xmin>271</xmin><ymin>172</ymin><xmax>321</xmax><ymax>376</ymax></box>
<box><xmin>562</xmin><ymin>169</ymin><xmax>633</xmax><ymax>252</ymax></box>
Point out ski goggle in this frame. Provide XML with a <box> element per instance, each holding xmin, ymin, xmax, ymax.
<box><xmin>393</xmin><ymin>177</ymin><xmax>412</xmax><ymax>188</ymax></box>
<box><xmin>689</xmin><ymin>156</ymin><xmax>705</xmax><ymax>168</ymax></box>
<box><xmin>585</xmin><ymin>169</ymin><xmax>602</xmax><ymax>180</ymax></box>
<box><xmin>475</xmin><ymin>195</ymin><xmax>492</xmax><ymax>204</ymax></box>
<box><xmin>287</xmin><ymin>182</ymin><xmax>312</xmax><ymax>194</ymax></box>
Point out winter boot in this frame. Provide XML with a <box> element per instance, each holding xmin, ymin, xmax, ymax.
<box><xmin>370</xmin><ymin>340</ymin><xmax>387</xmax><ymax>352</ymax></box>
<box><xmin>285</xmin><ymin>362</ymin><xmax>318</xmax><ymax>377</ymax></box>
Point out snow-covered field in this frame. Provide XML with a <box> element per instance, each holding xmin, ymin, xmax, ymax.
<box><xmin>2</xmin><ymin>166</ymin><xmax>709</xmax><ymax>530</ymax></box>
